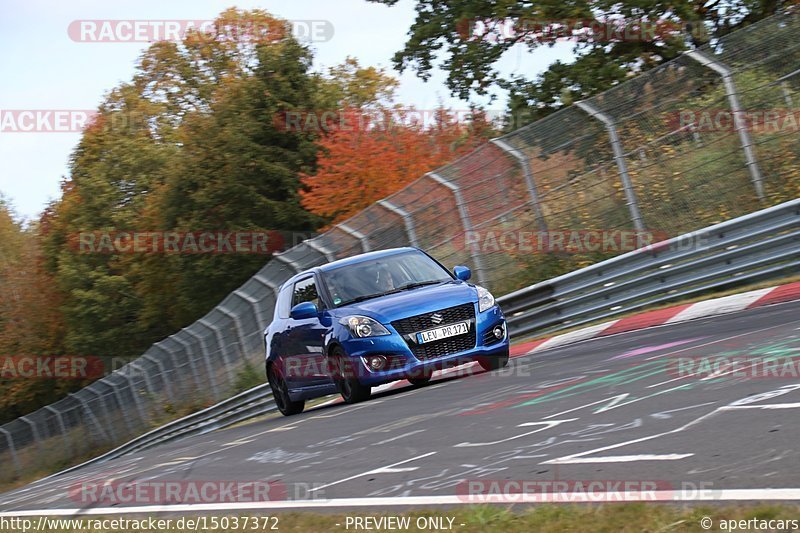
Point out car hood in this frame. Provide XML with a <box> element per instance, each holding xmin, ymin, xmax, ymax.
<box><xmin>331</xmin><ymin>281</ymin><xmax>478</xmax><ymax>323</ymax></box>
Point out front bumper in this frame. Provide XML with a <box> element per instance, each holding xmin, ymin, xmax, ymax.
<box><xmin>340</xmin><ymin>304</ymin><xmax>509</xmax><ymax>386</ymax></box>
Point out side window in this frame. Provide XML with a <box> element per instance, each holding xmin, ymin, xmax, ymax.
<box><xmin>276</xmin><ymin>284</ymin><xmax>293</xmax><ymax>319</ymax></box>
<box><xmin>292</xmin><ymin>277</ymin><xmax>320</xmax><ymax>310</ymax></box>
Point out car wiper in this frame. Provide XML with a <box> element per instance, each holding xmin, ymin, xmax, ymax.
<box><xmin>338</xmin><ymin>292</ymin><xmax>390</xmax><ymax>306</ymax></box>
<box><xmin>396</xmin><ymin>280</ymin><xmax>445</xmax><ymax>291</ymax></box>
<box><xmin>338</xmin><ymin>281</ymin><xmax>446</xmax><ymax>306</ymax></box>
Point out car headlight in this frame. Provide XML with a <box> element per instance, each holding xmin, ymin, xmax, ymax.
<box><xmin>339</xmin><ymin>316</ymin><xmax>391</xmax><ymax>338</ymax></box>
<box><xmin>477</xmin><ymin>286</ymin><xmax>495</xmax><ymax>312</ymax></box>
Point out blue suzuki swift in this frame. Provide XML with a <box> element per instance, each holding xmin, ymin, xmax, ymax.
<box><xmin>264</xmin><ymin>247</ymin><xmax>509</xmax><ymax>415</ymax></box>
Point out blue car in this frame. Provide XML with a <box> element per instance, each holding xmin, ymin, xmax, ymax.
<box><xmin>264</xmin><ymin>247</ymin><xmax>509</xmax><ymax>415</ymax></box>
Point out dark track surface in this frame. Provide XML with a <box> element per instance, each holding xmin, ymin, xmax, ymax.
<box><xmin>2</xmin><ymin>300</ymin><xmax>800</xmax><ymax>513</ymax></box>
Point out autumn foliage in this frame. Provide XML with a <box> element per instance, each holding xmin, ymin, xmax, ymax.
<box><xmin>300</xmin><ymin>108</ymin><xmax>494</xmax><ymax>226</ymax></box>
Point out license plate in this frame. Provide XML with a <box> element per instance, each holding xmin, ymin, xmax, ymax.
<box><xmin>416</xmin><ymin>321</ymin><xmax>469</xmax><ymax>344</ymax></box>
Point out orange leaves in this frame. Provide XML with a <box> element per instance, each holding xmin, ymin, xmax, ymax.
<box><xmin>300</xmin><ymin>109</ymin><xmax>489</xmax><ymax>226</ymax></box>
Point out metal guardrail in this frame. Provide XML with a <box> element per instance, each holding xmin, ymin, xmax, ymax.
<box><xmin>498</xmin><ymin>198</ymin><xmax>800</xmax><ymax>338</ymax></box>
<box><xmin>50</xmin><ymin>198</ymin><xmax>798</xmax><ymax>477</ymax></box>
<box><xmin>47</xmin><ymin>384</ymin><xmax>275</xmax><ymax>479</ymax></box>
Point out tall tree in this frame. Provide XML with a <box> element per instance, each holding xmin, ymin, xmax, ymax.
<box><xmin>369</xmin><ymin>0</ymin><xmax>794</xmax><ymax>121</ymax></box>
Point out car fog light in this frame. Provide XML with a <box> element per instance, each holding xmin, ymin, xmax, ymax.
<box><xmin>493</xmin><ymin>325</ymin><xmax>504</xmax><ymax>339</ymax></box>
<box><xmin>365</xmin><ymin>355</ymin><xmax>387</xmax><ymax>371</ymax></box>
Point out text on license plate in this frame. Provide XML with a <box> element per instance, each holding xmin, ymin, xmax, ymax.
<box><xmin>416</xmin><ymin>321</ymin><xmax>469</xmax><ymax>344</ymax></box>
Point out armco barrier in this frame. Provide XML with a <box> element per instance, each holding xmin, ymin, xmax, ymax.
<box><xmin>499</xmin><ymin>198</ymin><xmax>799</xmax><ymax>338</ymax></box>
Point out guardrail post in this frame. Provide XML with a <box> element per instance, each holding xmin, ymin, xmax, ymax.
<box><xmin>143</xmin><ymin>354</ymin><xmax>174</xmax><ymax>403</ymax></box>
<box><xmin>338</xmin><ymin>223</ymin><xmax>371</xmax><ymax>252</ymax></box>
<box><xmin>43</xmin><ymin>405</ymin><xmax>71</xmax><ymax>454</ymax></box>
<box><xmin>576</xmin><ymin>100</ymin><xmax>646</xmax><ymax>232</ymax></box>
<box><xmin>685</xmin><ymin>49</ymin><xmax>765</xmax><ymax>200</ymax></box>
<box><xmin>425</xmin><ymin>172</ymin><xmax>488</xmax><ymax>285</ymax></box>
<box><xmin>377</xmin><ymin>199</ymin><xmax>421</xmax><ymax>247</ymax></box>
<box><xmin>0</xmin><ymin>428</ymin><xmax>21</xmax><ymax>477</ymax></box>
<box><xmin>490</xmin><ymin>138</ymin><xmax>548</xmax><ymax>232</ymax></box>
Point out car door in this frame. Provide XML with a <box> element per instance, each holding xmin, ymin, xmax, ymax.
<box><xmin>283</xmin><ymin>275</ymin><xmax>332</xmax><ymax>390</ymax></box>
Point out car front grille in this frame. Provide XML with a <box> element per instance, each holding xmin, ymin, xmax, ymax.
<box><xmin>392</xmin><ymin>303</ymin><xmax>476</xmax><ymax>360</ymax></box>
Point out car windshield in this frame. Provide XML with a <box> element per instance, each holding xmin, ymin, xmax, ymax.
<box><xmin>321</xmin><ymin>251</ymin><xmax>453</xmax><ymax>307</ymax></box>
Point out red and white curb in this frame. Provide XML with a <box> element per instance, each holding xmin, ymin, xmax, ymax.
<box><xmin>513</xmin><ymin>280</ymin><xmax>800</xmax><ymax>356</ymax></box>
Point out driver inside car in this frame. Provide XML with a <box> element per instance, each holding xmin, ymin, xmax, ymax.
<box><xmin>373</xmin><ymin>263</ymin><xmax>395</xmax><ymax>292</ymax></box>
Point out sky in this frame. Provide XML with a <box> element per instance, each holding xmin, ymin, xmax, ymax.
<box><xmin>0</xmin><ymin>0</ymin><xmax>574</xmax><ymax>220</ymax></box>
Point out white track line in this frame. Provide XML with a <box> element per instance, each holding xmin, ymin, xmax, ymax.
<box><xmin>4</xmin><ymin>489</ymin><xmax>800</xmax><ymax>516</ymax></box>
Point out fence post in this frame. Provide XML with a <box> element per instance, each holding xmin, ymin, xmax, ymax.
<box><xmin>303</xmin><ymin>238</ymin><xmax>336</xmax><ymax>261</ymax></box>
<box><xmin>19</xmin><ymin>416</ymin><xmax>42</xmax><ymax>454</ymax></box>
<box><xmin>271</xmin><ymin>254</ymin><xmax>301</xmax><ymax>273</ymax></box>
<box><xmin>143</xmin><ymin>353</ymin><xmax>174</xmax><ymax>403</ymax></box>
<box><xmin>685</xmin><ymin>49</ymin><xmax>765</xmax><ymax>200</ymax></box>
<box><xmin>43</xmin><ymin>405</ymin><xmax>71</xmax><ymax>454</ymax></box>
<box><xmin>425</xmin><ymin>172</ymin><xmax>488</xmax><ymax>285</ymax></box>
<box><xmin>377</xmin><ymin>200</ymin><xmax>421</xmax><ymax>247</ymax></box>
<box><xmin>234</xmin><ymin>289</ymin><xmax>267</xmax><ymax>334</ymax></box>
<box><xmin>575</xmin><ymin>100</ymin><xmax>646</xmax><ymax>232</ymax></box>
<box><xmin>121</xmin><ymin>367</ymin><xmax>149</xmax><ymax>426</ymax></box>
<box><xmin>490</xmin><ymin>138</ymin><xmax>548</xmax><ymax>232</ymax></box>
<box><xmin>338</xmin><ymin>223</ymin><xmax>371</xmax><ymax>252</ymax></box>
<box><xmin>0</xmin><ymin>428</ymin><xmax>21</xmax><ymax>477</ymax></box>
<box><xmin>78</xmin><ymin>388</ymin><xmax>114</xmax><ymax>442</ymax></box>
<box><xmin>219</xmin><ymin>305</ymin><xmax>250</xmax><ymax>364</ymax></box>
<box><xmin>183</xmin><ymin>327</ymin><xmax>220</xmax><ymax>399</ymax></box>
<box><xmin>199</xmin><ymin>318</ymin><xmax>237</xmax><ymax>388</ymax></box>
<box><xmin>170</xmin><ymin>336</ymin><xmax>205</xmax><ymax>394</ymax></box>
<box><xmin>154</xmin><ymin>341</ymin><xmax>192</xmax><ymax>396</ymax></box>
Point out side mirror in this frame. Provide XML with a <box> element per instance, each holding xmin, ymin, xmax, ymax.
<box><xmin>290</xmin><ymin>301</ymin><xmax>318</xmax><ymax>320</ymax></box>
<box><xmin>453</xmin><ymin>265</ymin><xmax>472</xmax><ymax>281</ymax></box>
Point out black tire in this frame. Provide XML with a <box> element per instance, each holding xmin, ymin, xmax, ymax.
<box><xmin>408</xmin><ymin>368</ymin><xmax>432</xmax><ymax>386</ymax></box>
<box><xmin>267</xmin><ymin>364</ymin><xmax>305</xmax><ymax>416</ymax></box>
<box><xmin>331</xmin><ymin>347</ymin><xmax>371</xmax><ymax>404</ymax></box>
<box><xmin>479</xmin><ymin>351</ymin><xmax>510</xmax><ymax>372</ymax></box>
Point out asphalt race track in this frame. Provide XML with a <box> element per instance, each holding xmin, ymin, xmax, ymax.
<box><xmin>2</xmin><ymin>300</ymin><xmax>800</xmax><ymax>514</ymax></box>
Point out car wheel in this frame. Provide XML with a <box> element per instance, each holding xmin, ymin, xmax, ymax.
<box><xmin>331</xmin><ymin>347</ymin><xmax>371</xmax><ymax>404</ymax></box>
<box><xmin>267</xmin><ymin>364</ymin><xmax>305</xmax><ymax>416</ymax></box>
<box><xmin>479</xmin><ymin>352</ymin><xmax>510</xmax><ymax>372</ymax></box>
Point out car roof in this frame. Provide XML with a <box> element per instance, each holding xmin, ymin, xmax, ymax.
<box><xmin>316</xmin><ymin>247</ymin><xmax>419</xmax><ymax>272</ymax></box>
<box><xmin>278</xmin><ymin>247</ymin><xmax>427</xmax><ymax>291</ymax></box>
